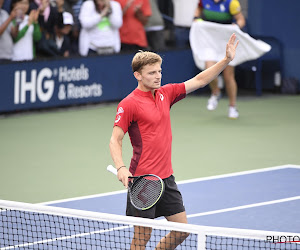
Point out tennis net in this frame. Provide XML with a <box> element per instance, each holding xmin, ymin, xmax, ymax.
<box><xmin>1</xmin><ymin>199</ymin><xmax>299</xmax><ymax>249</ymax></box>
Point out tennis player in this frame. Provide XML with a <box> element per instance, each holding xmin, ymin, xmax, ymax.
<box><xmin>109</xmin><ymin>33</ymin><xmax>239</xmax><ymax>249</ymax></box>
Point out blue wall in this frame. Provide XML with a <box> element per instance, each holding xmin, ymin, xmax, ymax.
<box><xmin>248</xmin><ymin>0</ymin><xmax>300</xmax><ymax>81</ymax></box>
<box><xmin>0</xmin><ymin>50</ymin><xmax>199</xmax><ymax>113</ymax></box>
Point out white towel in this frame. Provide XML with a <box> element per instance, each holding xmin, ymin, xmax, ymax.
<box><xmin>189</xmin><ymin>20</ymin><xmax>271</xmax><ymax>70</ymax></box>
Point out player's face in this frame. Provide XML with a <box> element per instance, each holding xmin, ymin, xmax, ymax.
<box><xmin>137</xmin><ymin>63</ymin><xmax>162</xmax><ymax>91</ymax></box>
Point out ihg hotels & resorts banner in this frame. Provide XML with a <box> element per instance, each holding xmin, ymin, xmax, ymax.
<box><xmin>0</xmin><ymin>55</ymin><xmax>135</xmax><ymax>113</ymax></box>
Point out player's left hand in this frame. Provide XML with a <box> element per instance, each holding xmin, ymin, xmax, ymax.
<box><xmin>226</xmin><ymin>33</ymin><xmax>239</xmax><ymax>62</ymax></box>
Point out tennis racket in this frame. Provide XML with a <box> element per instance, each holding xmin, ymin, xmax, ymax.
<box><xmin>107</xmin><ymin>165</ymin><xmax>164</xmax><ymax>211</ymax></box>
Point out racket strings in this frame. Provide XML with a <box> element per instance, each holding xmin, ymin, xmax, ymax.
<box><xmin>130</xmin><ymin>176</ymin><xmax>163</xmax><ymax>209</ymax></box>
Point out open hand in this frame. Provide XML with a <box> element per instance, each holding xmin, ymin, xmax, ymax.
<box><xmin>226</xmin><ymin>33</ymin><xmax>239</xmax><ymax>62</ymax></box>
<box><xmin>28</xmin><ymin>9</ymin><xmax>39</xmax><ymax>25</ymax></box>
<box><xmin>100</xmin><ymin>4</ymin><xmax>112</xmax><ymax>17</ymax></box>
<box><xmin>10</xmin><ymin>6</ymin><xmax>19</xmax><ymax>19</ymax></box>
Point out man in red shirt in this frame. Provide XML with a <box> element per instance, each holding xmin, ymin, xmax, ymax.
<box><xmin>110</xmin><ymin>34</ymin><xmax>239</xmax><ymax>249</ymax></box>
<box><xmin>116</xmin><ymin>0</ymin><xmax>151</xmax><ymax>51</ymax></box>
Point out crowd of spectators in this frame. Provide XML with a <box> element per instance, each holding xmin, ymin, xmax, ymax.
<box><xmin>1</xmin><ymin>0</ymin><xmax>184</xmax><ymax>63</ymax></box>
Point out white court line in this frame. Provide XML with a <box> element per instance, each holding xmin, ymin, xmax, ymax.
<box><xmin>187</xmin><ymin>196</ymin><xmax>300</xmax><ymax>218</ymax></box>
<box><xmin>40</xmin><ymin>164</ymin><xmax>300</xmax><ymax>205</ymax></box>
<box><xmin>40</xmin><ymin>189</ymin><xmax>127</xmax><ymax>205</ymax></box>
<box><xmin>178</xmin><ymin>164</ymin><xmax>300</xmax><ymax>185</ymax></box>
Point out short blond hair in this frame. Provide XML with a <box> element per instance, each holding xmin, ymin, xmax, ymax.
<box><xmin>131</xmin><ymin>51</ymin><xmax>162</xmax><ymax>72</ymax></box>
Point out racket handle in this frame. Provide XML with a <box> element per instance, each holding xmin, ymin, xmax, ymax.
<box><xmin>107</xmin><ymin>165</ymin><xmax>117</xmax><ymax>175</ymax></box>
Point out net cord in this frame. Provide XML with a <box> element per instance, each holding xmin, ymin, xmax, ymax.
<box><xmin>1</xmin><ymin>199</ymin><xmax>299</xmax><ymax>249</ymax></box>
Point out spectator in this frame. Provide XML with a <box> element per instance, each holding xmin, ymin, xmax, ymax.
<box><xmin>29</xmin><ymin>0</ymin><xmax>64</xmax><ymax>57</ymax></box>
<box><xmin>116</xmin><ymin>0</ymin><xmax>151</xmax><ymax>52</ymax></box>
<box><xmin>145</xmin><ymin>0</ymin><xmax>165</xmax><ymax>51</ymax></box>
<box><xmin>0</xmin><ymin>0</ymin><xmax>16</xmax><ymax>62</ymax></box>
<box><xmin>172</xmin><ymin>0</ymin><xmax>198</xmax><ymax>48</ymax></box>
<box><xmin>60</xmin><ymin>0</ymin><xmax>82</xmax><ymax>55</ymax></box>
<box><xmin>194</xmin><ymin>0</ymin><xmax>245</xmax><ymax>119</ymax></box>
<box><xmin>70</xmin><ymin>0</ymin><xmax>83</xmax><ymax>55</ymax></box>
<box><xmin>10</xmin><ymin>0</ymin><xmax>41</xmax><ymax>61</ymax></box>
<box><xmin>54</xmin><ymin>11</ymin><xmax>73</xmax><ymax>57</ymax></box>
<box><xmin>78</xmin><ymin>0</ymin><xmax>123</xmax><ymax>56</ymax></box>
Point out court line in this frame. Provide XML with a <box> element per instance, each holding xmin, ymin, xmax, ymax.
<box><xmin>40</xmin><ymin>164</ymin><xmax>300</xmax><ymax>205</ymax></box>
<box><xmin>187</xmin><ymin>196</ymin><xmax>300</xmax><ymax>218</ymax></box>
<box><xmin>178</xmin><ymin>164</ymin><xmax>300</xmax><ymax>185</ymax></box>
<box><xmin>40</xmin><ymin>189</ymin><xmax>127</xmax><ymax>205</ymax></box>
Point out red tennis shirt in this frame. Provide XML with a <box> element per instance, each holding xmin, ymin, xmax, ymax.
<box><xmin>114</xmin><ymin>83</ymin><xmax>186</xmax><ymax>179</ymax></box>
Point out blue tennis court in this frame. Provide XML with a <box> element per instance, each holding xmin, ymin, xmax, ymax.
<box><xmin>44</xmin><ymin>164</ymin><xmax>300</xmax><ymax>234</ymax></box>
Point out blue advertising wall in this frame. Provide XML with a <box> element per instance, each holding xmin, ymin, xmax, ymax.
<box><xmin>0</xmin><ymin>50</ymin><xmax>199</xmax><ymax>113</ymax></box>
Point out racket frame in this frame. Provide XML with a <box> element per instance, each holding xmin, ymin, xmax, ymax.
<box><xmin>107</xmin><ymin>165</ymin><xmax>165</xmax><ymax>210</ymax></box>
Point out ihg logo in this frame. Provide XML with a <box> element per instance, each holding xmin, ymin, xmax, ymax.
<box><xmin>14</xmin><ymin>68</ymin><xmax>54</xmax><ymax>104</ymax></box>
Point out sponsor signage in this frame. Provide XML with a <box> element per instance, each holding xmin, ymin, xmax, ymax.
<box><xmin>0</xmin><ymin>50</ymin><xmax>198</xmax><ymax>113</ymax></box>
<box><xmin>0</xmin><ymin>55</ymin><xmax>135</xmax><ymax>113</ymax></box>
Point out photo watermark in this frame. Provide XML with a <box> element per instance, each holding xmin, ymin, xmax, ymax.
<box><xmin>266</xmin><ymin>235</ymin><xmax>300</xmax><ymax>244</ymax></box>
